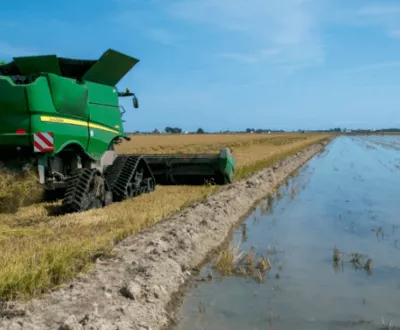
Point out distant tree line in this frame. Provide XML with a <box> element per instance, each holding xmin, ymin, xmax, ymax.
<box><xmin>372</xmin><ymin>128</ymin><xmax>400</xmax><ymax>132</ymax></box>
<box><xmin>126</xmin><ymin>127</ymin><xmax>400</xmax><ymax>134</ymax></box>
<box><xmin>245</xmin><ymin>128</ymin><xmax>285</xmax><ymax>133</ymax></box>
<box><xmin>164</xmin><ymin>127</ymin><xmax>182</xmax><ymax>134</ymax></box>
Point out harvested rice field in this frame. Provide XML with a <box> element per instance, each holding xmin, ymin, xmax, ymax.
<box><xmin>0</xmin><ymin>132</ymin><xmax>330</xmax><ymax>305</ymax></box>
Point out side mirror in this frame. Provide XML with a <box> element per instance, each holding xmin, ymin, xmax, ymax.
<box><xmin>132</xmin><ymin>93</ymin><xmax>139</xmax><ymax>108</ymax></box>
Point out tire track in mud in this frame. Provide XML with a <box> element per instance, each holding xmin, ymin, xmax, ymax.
<box><xmin>0</xmin><ymin>138</ymin><xmax>333</xmax><ymax>330</ymax></box>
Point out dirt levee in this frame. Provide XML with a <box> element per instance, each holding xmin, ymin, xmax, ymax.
<box><xmin>0</xmin><ymin>138</ymin><xmax>331</xmax><ymax>330</ymax></box>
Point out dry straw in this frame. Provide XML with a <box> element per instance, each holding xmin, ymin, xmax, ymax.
<box><xmin>0</xmin><ymin>133</ymin><xmax>330</xmax><ymax>300</ymax></box>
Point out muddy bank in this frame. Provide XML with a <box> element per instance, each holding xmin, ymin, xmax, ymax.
<box><xmin>0</xmin><ymin>137</ymin><xmax>332</xmax><ymax>330</ymax></box>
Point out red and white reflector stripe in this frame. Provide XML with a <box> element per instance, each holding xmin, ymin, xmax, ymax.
<box><xmin>33</xmin><ymin>132</ymin><xmax>54</xmax><ymax>153</ymax></box>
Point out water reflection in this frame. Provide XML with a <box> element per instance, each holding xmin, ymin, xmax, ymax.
<box><xmin>174</xmin><ymin>135</ymin><xmax>400</xmax><ymax>330</ymax></box>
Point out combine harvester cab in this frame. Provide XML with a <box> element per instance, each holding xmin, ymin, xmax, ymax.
<box><xmin>0</xmin><ymin>49</ymin><xmax>236</xmax><ymax>213</ymax></box>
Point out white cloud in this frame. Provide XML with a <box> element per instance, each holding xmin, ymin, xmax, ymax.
<box><xmin>216</xmin><ymin>49</ymin><xmax>281</xmax><ymax>64</ymax></box>
<box><xmin>334</xmin><ymin>61</ymin><xmax>400</xmax><ymax>74</ymax></box>
<box><xmin>357</xmin><ymin>4</ymin><xmax>400</xmax><ymax>16</ymax></box>
<box><xmin>352</xmin><ymin>3</ymin><xmax>400</xmax><ymax>38</ymax></box>
<box><xmin>164</xmin><ymin>0</ymin><xmax>327</xmax><ymax>71</ymax></box>
<box><xmin>147</xmin><ymin>28</ymin><xmax>176</xmax><ymax>45</ymax></box>
<box><xmin>112</xmin><ymin>0</ymin><xmax>400</xmax><ymax>77</ymax></box>
<box><xmin>389</xmin><ymin>29</ymin><xmax>400</xmax><ymax>38</ymax></box>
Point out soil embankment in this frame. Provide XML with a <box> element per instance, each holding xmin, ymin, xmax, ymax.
<box><xmin>0</xmin><ymin>137</ymin><xmax>332</xmax><ymax>330</ymax></box>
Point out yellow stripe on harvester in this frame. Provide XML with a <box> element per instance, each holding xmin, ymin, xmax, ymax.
<box><xmin>88</xmin><ymin>122</ymin><xmax>120</xmax><ymax>134</ymax></box>
<box><xmin>40</xmin><ymin>116</ymin><xmax>120</xmax><ymax>134</ymax></box>
<box><xmin>40</xmin><ymin>116</ymin><xmax>87</xmax><ymax>127</ymax></box>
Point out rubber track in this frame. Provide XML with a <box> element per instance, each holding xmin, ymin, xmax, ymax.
<box><xmin>62</xmin><ymin>168</ymin><xmax>97</xmax><ymax>213</ymax></box>
<box><xmin>105</xmin><ymin>155</ymin><xmax>154</xmax><ymax>201</ymax></box>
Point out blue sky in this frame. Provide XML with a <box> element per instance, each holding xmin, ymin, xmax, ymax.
<box><xmin>1</xmin><ymin>0</ymin><xmax>400</xmax><ymax>132</ymax></box>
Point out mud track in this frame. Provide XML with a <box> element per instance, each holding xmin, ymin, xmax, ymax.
<box><xmin>0</xmin><ymin>138</ymin><xmax>332</xmax><ymax>330</ymax></box>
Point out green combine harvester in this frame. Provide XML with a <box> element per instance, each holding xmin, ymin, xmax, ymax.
<box><xmin>0</xmin><ymin>49</ymin><xmax>235</xmax><ymax>213</ymax></box>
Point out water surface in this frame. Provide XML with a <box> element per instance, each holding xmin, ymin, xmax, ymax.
<box><xmin>175</xmin><ymin>135</ymin><xmax>400</xmax><ymax>330</ymax></box>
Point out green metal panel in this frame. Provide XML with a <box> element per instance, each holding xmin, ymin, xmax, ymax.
<box><xmin>86</xmin><ymin>81</ymin><xmax>119</xmax><ymax>107</ymax></box>
<box><xmin>0</xmin><ymin>76</ymin><xmax>30</xmax><ymax>146</ymax></box>
<box><xmin>13</xmin><ymin>55</ymin><xmax>62</xmax><ymax>76</ymax></box>
<box><xmin>1</xmin><ymin>54</ymin><xmax>94</xmax><ymax>79</ymax></box>
<box><xmin>141</xmin><ymin>148</ymin><xmax>236</xmax><ymax>185</ymax></box>
<box><xmin>30</xmin><ymin>115</ymin><xmax>89</xmax><ymax>153</ymax></box>
<box><xmin>0</xmin><ymin>50</ymin><xmax>136</xmax><ymax>84</ymax></box>
<box><xmin>25</xmin><ymin>74</ymin><xmax>124</xmax><ymax>160</ymax></box>
<box><xmin>0</xmin><ymin>49</ymin><xmax>137</xmax><ymax>161</ymax></box>
<box><xmin>46</xmin><ymin>73</ymin><xmax>89</xmax><ymax>118</ymax></box>
<box><xmin>26</xmin><ymin>76</ymin><xmax>90</xmax><ymax>155</ymax></box>
<box><xmin>25</xmin><ymin>76</ymin><xmax>61</xmax><ymax>115</ymax></box>
<box><xmin>86</xmin><ymin>81</ymin><xmax>123</xmax><ymax>158</ymax></box>
<box><xmin>219</xmin><ymin>148</ymin><xmax>235</xmax><ymax>183</ymax></box>
<box><xmin>83</xmin><ymin>49</ymin><xmax>139</xmax><ymax>86</ymax></box>
<box><xmin>87</xmin><ymin>127</ymin><xmax>116</xmax><ymax>159</ymax></box>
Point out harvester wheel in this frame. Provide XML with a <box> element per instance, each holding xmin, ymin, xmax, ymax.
<box><xmin>104</xmin><ymin>155</ymin><xmax>156</xmax><ymax>202</ymax></box>
<box><xmin>87</xmin><ymin>171</ymin><xmax>106</xmax><ymax>209</ymax></box>
<box><xmin>104</xmin><ymin>186</ymin><xmax>113</xmax><ymax>207</ymax></box>
<box><xmin>62</xmin><ymin>168</ymin><xmax>108</xmax><ymax>213</ymax></box>
<box><xmin>144</xmin><ymin>177</ymin><xmax>155</xmax><ymax>193</ymax></box>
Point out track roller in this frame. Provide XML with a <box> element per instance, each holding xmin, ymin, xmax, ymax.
<box><xmin>62</xmin><ymin>168</ymin><xmax>112</xmax><ymax>213</ymax></box>
<box><xmin>104</xmin><ymin>155</ymin><xmax>155</xmax><ymax>202</ymax></box>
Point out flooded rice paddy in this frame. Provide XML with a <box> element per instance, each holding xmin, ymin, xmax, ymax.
<box><xmin>174</xmin><ymin>135</ymin><xmax>400</xmax><ymax>330</ymax></box>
